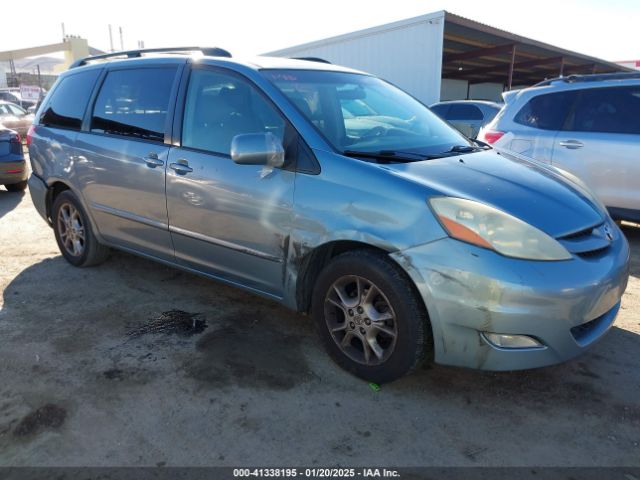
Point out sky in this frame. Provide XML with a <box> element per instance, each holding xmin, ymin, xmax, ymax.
<box><xmin>2</xmin><ymin>0</ymin><xmax>639</xmax><ymax>62</ymax></box>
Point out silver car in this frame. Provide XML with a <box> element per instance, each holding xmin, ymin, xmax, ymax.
<box><xmin>27</xmin><ymin>48</ymin><xmax>629</xmax><ymax>383</ymax></box>
<box><xmin>430</xmin><ymin>100</ymin><xmax>501</xmax><ymax>138</ymax></box>
<box><xmin>478</xmin><ymin>73</ymin><xmax>640</xmax><ymax>223</ymax></box>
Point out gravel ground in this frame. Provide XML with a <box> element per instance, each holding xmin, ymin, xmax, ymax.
<box><xmin>0</xmin><ymin>185</ymin><xmax>638</xmax><ymax>467</ymax></box>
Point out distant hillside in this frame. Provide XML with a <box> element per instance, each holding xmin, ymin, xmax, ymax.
<box><xmin>14</xmin><ymin>56</ymin><xmax>63</xmax><ymax>74</ymax></box>
<box><xmin>13</xmin><ymin>46</ymin><xmax>105</xmax><ymax>74</ymax></box>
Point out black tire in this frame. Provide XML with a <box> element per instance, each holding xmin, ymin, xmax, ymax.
<box><xmin>312</xmin><ymin>249</ymin><xmax>432</xmax><ymax>383</ymax></box>
<box><xmin>52</xmin><ymin>190</ymin><xmax>110</xmax><ymax>267</ymax></box>
<box><xmin>5</xmin><ymin>180</ymin><xmax>27</xmax><ymax>192</ymax></box>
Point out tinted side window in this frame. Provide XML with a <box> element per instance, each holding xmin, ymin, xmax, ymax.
<box><xmin>91</xmin><ymin>67</ymin><xmax>177</xmax><ymax>142</ymax></box>
<box><xmin>40</xmin><ymin>70</ymin><xmax>100</xmax><ymax>130</ymax></box>
<box><xmin>513</xmin><ymin>91</ymin><xmax>576</xmax><ymax>130</ymax></box>
<box><xmin>182</xmin><ymin>69</ymin><xmax>286</xmax><ymax>155</ymax></box>
<box><xmin>570</xmin><ymin>86</ymin><xmax>640</xmax><ymax>134</ymax></box>
<box><xmin>430</xmin><ymin>104</ymin><xmax>449</xmax><ymax>118</ymax></box>
<box><xmin>447</xmin><ymin>104</ymin><xmax>483</xmax><ymax>121</ymax></box>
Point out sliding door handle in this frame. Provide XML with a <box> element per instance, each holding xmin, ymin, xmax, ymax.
<box><xmin>170</xmin><ymin>160</ymin><xmax>193</xmax><ymax>174</ymax></box>
<box><xmin>558</xmin><ymin>140</ymin><xmax>584</xmax><ymax>149</ymax></box>
<box><xmin>143</xmin><ymin>153</ymin><xmax>164</xmax><ymax>167</ymax></box>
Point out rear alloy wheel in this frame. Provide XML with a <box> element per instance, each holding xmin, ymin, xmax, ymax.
<box><xmin>312</xmin><ymin>249</ymin><xmax>431</xmax><ymax>383</ymax></box>
<box><xmin>57</xmin><ymin>202</ymin><xmax>86</xmax><ymax>258</ymax></box>
<box><xmin>52</xmin><ymin>190</ymin><xmax>109</xmax><ymax>267</ymax></box>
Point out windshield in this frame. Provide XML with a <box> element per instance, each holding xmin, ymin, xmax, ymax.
<box><xmin>262</xmin><ymin>69</ymin><xmax>470</xmax><ymax>156</ymax></box>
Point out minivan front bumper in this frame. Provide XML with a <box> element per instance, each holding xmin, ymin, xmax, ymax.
<box><xmin>391</xmin><ymin>228</ymin><xmax>630</xmax><ymax>370</ymax></box>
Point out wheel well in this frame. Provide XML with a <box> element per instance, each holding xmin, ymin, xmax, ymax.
<box><xmin>46</xmin><ymin>182</ymin><xmax>70</xmax><ymax>220</ymax></box>
<box><xmin>295</xmin><ymin>240</ymin><xmax>389</xmax><ymax>313</ymax></box>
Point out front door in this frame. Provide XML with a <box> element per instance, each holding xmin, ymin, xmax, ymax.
<box><xmin>166</xmin><ymin>66</ymin><xmax>295</xmax><ymax>297</ymax></box>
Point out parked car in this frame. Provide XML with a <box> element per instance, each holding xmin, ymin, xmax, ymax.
<box><xmin>27</xmin><ymin>48</ymin><xmax>629</xmax><ymax>383</ymax></box>
<box><xmin>478</xmin><ymin>72</ymin><xmax>640</xmax><ymax>223</ymax></box>
<box><xmin>0</xmin><ymin>101</ymin><xmax>34</xmax><ymax>138</ymax></box>
<box><xmin>0</xmin><ymin>90</ymin><xmax>37</xmax><ymax>110</ymax></box>
<box><xmin>0</xmin><ymin>127</ymin><xmax>27</xmax><ymax>192</ymax></box>
<box><xmin>430</xmin><ymin>100</ymin><xmax>501</xmax><ymax>138</ymax></box>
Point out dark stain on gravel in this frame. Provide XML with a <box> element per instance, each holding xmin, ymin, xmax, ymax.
<box><xmin>186</xmin><ymin>325</ymin><xmax>313</xmax><ymax>391</ymax></box>
<box><xmin>128</xmin><ymin>310</ymin><xmax>208</xmax><ymax>338</ymax></box>
<box><xmin>13</xmin><ymin>404</ymin><xmax>66</xmax><ymax>437</ymax></box>
<box><xmin>103</xmin><ymin>368</ymin><xmax>125</xmax><ymax>381</ymax></box>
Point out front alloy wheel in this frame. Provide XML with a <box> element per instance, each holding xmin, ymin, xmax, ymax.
<box><xmin>325</xmin><ymin>275</ymin><xmax>398</xmax><ymax>366</ymax></box>
<box><xmin>312</xmin><ymin>249</ymin><xmax>431</xmax><ymax>383</ymax></box>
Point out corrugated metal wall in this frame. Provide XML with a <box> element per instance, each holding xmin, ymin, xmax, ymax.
<box><xmin>266</xmin><ymin>12</ymin><xmax>446</xmax><ymax>105</ymax></box>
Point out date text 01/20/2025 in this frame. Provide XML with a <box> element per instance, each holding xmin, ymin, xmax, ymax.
<box><xmin>232</xmin><ymin>468</ymin><xmax>401</xmax><ymax>478</ymax></box>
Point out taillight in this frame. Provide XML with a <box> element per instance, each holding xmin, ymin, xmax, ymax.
<box><xmin>10</xmin><ymin>133</ymin><xmax>21</xmax><ymax>144</ymax></box>
<box><xmin>26</xmin><ymin>125</ymin><xmax>36</xmax><ymax>146</ymax></box>
<box><xmin>481</xmin><ymin>130</ymin><xmax>505</xmax><ymax>145</ymax></box>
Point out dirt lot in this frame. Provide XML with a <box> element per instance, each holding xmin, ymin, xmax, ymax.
<box><xmin>0</xmin><ymin>185</ymin><xmax>639</xmax><ymax>467</ymax></box>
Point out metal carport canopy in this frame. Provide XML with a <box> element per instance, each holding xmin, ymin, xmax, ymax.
<box><xmin>442</xmin><ymin>11</ymin><xmax>632</xmax><ymax>89</ymax></box>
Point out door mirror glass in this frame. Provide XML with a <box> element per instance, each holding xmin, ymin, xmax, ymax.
<box><xmin>231</xmin><ymin>132</ymin><xmax>285</xmax><ymax>167</ymax></box>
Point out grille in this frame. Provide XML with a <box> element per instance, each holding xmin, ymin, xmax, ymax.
<box><xmin>570</xmin><ymin>303</ymin><xmax>618</xmax><ymax>346</ymax></box>
<box><xmin>558</xmin><ymin>222</ymin><xmax>613</xmax><ymax>256</ymax></box>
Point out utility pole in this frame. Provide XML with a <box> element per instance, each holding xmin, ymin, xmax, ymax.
<box><xmin>36</xmin><ymin>65</ymin><xmax>42</xmax><ymax>94</ymax></box>
<box><xmin>108</xmin><ymin>24</ymin><xmax>114</xmax><ymax>52</ymax></box>
<box><xmin>8</xmin><ymin>59</ymin><xmax>16</xmax><ymax>88</ymax></box>
<box><xmin>61</xmin><ymin>22</ymin><xmax>66</xmax><ymax>40</ymax></box>
<box><xmin>119</xmin><ymin>26</ymin><xmax>124</xmax><ymax>51</ymax></box>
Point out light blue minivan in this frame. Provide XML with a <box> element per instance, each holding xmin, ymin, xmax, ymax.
<box><xmin>27</xmin><ymin>48</ymin><xmax>629</xmax><ymax>382</ymax></box>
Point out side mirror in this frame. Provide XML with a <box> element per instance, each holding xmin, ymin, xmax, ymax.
<box><xmin>231</xmin><ymin>132</ymin><xmax>285</xmax><ymax>168</ymax></box>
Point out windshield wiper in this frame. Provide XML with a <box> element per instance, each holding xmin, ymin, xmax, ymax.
<box><xmin>343</xmin><ymin>149</ymin><xmax>431</xmax><ymax>163</ymax></box>
<box><xmin>447</xmin><ymin>144</ymin><xmax>488</xmax><ymax>153</ymax></box>
<box><xmin>343</xmin><ymin>144</ymin><xmax>490</xmax><ymax>163</ymax></box>
<box><xmin>421</xmin><ymin>144</ymin><xmax>490</xmax><ymax>159</ymax></box>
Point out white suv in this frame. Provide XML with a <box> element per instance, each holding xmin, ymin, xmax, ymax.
<box><xmin>478</xmin><ymin>73</ymin><xmax>640</xmax><ymax>223</ymax></box>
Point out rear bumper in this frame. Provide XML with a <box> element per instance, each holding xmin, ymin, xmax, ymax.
<box><xmin>28</xmin><ymin>173</ymin><xmax>49</xmax><ymax>223</ymax></box>
<box><xmin>391</xmin><ymin>226</ymin><xmax>630</xmax><ymax>371</ymax></box>
<box><xmin>0</xmin><ymin>158</ymin><xmax>28</xmax><ymax>185</ymax></box>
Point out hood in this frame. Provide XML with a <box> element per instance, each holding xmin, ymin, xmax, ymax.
<box><xmin>383</xmin><ymin>150</ymin><xmax>605</xmax><ymax>238</ymax></box>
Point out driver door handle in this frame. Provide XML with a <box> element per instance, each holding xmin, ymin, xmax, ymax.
<box><xmin>558</xmin><ymin>140</ymin><xmax>584</xmax><ymax>149</ymax></box>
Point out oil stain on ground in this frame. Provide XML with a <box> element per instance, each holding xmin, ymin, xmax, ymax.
<box><xmin>13</xmin><ymin>404</ymin><xmax>66</xmax><ymax>437</ymax></box>
<box><xmin>186</xmin><ymin>324</ymin><xmax>313</xmax><ymax>391</ymax></box>
<box><xmin>127</xmin><ymin>310</ymin><xmax>208</xmax><ymax>338</ymax></box>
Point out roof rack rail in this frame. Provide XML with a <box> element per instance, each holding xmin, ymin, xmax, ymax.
<box><xmin>291</xmin><ymin>56</ymin><xmax>332</xmax><ymax>64</ymax></box>
<box><xmin>70</xmin><ymin>46</ymin><xmax>232</xmax><ymax>68</ymax></box>
<box><xmin>534</xmin><ymin>71</ymin><xmax>640</xmax><ymax>87</ymax></box>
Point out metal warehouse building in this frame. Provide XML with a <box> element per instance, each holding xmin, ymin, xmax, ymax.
<box><xmin>267</xmin><ymin>10</ymin><xmax>630</xmax><ymax>105</ymax></box>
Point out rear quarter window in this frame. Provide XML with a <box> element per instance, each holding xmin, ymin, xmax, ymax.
<box><xmin>40</xmin><ymin>69</ymin><xmax>101</xmax><ymax>130</ymax></box>
<box><xmin>513</xmin><ymin>91</ymin><xmax>577</xmax><ymax>130</ymax></box>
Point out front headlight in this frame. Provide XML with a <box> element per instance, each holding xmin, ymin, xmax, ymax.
<box><xmin>429</xmin><ymin>197</ymin><xmax>572</xmax><ymax>261</ymax></box>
